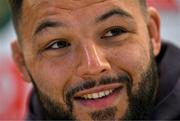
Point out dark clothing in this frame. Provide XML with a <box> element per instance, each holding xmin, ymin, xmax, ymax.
<box><xmin>151</xmin><ymin>42</ymin><xmax>180</xmax><ymax>120</ymax></box>
<box><xmin>26</xmin><ymin>42</ymin><xmax>180</xmax><ymax>120</ymax></box>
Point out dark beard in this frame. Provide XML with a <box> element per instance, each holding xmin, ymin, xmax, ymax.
<box><xmin>123</xmin><ymin>57</ymin><xmax>159</xmax><ymax>120</ymax></box>
<box><xmin>29</xmin><ymin>55</ymin><xmax>159</xmax><ymax>120</ymax></box>
<box><xmin>89</xmin><ymin>56</ymin><xmax>159</xmax><ymax>121</ymax></box>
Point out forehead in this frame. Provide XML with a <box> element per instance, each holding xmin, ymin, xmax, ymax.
<box><xmin>22</xmin><ymin>0</ymin><xmax>140</xmax><ymax>24</ymax></box>
<box><xmin>23</xmin><ymin>0</ymin><xmax>138</xmax><ymax>13</ymax></box>
<box><xmin>20</xmin><ymin>0</ymin><xmax>141</xmax><ymax>37</ymax></box>
<box><xmin>25</xmin><ymin>0</ymin><xmax>136</xmax><ymax>8</ymax></box>
<box><xmin>26</xmin><ymin>0</ymin><xmax>109</xmax><ymax>10</ymax></box>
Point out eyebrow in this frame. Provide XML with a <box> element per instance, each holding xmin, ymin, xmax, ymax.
<box><xmin>34</xmin><ymin>8</ymin><xmax>133</xmax><ymax>36</ymax></box>
<box><xmin>96</xmin><ymin>8</ymin><xmax>133</xmax><ymax>23</ymax></box>
<box><xmin>34</xmin><ymin>20</ymin><xmax>64</xmax><ymax>35</ymax></box>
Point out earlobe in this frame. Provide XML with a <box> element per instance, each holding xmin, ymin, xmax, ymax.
<box><xmin>11</xmin><ymin>41</ymin><xmax>32</xmax><ymax>83</ymax></box>
<box><xmin>147</xmin><ymin>7</ymin><xmax>161</xmax><ymax>56</ymax></box>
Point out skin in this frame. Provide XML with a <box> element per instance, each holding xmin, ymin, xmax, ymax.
<box><xmin>11</xmin><ymin>0</ymin><xmax>161</xmax><ymax>120</ymax></box>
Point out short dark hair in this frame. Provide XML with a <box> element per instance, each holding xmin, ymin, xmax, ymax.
<box><xmin>8</xmin><ymin>0</ymin><xmax>23</xmax><ymax>33</ymax></box>
<box><xmin>8</xmin><ymin>0</ymin><xmax>147</xmax><ymax>35</ymax></box>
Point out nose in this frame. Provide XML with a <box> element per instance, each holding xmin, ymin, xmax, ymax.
<box><xmin>76</xmin><ymin>43</ymin><xmax>111</xmax><ymax>78</ymax></box>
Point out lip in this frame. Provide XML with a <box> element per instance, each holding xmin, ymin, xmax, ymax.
<box><xmin>74</xmin><ymin>83</ymin><xmax>123</xmax><ymax>98</ymax></box>
<box><xmin>73</xmin><ymin>83</ymin><xmax>124</xmax><ymax>109</ymax></box>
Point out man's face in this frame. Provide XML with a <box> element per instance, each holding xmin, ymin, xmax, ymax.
<box><xmin>13</xmin><ymin>0</ymin><xmax>161</xmax><ymax>120</ymax></box>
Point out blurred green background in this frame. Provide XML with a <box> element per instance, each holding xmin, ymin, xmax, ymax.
<box><xmin>0</xmin><ymin>0</ymin><xmax>11</xmax><ymax>29</ymax></box>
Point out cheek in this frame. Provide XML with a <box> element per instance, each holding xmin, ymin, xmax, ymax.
<box><xmin>30</xmin><ymin>54</ymin><xmax>76</xmax><ymax>104</ymax></box>
<box><xmin>108</xmin><ymin>43</ymin><xmax>150</xmax><ymax>89</ymax></box>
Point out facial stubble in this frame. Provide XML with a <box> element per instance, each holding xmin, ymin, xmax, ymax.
<box><xmin>28</xmin><ymin>54</ymin><xmax>159</xmax><ymax>120</ymax></box>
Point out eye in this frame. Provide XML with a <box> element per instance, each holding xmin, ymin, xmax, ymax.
<box><xmin>47</xmin><ymin>40</ymin><xmax>71</xmax><ymax>50</ymax></box>
<box><xmin>102</xmin><ymin>27</ymin><xmax>127</xmax><ymax>39</ymax></box>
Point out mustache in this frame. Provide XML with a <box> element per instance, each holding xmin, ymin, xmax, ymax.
<box><xmin>65</xmin><ymin>74</ymin><xmax>132</xmax><ymax>112</ymax></box>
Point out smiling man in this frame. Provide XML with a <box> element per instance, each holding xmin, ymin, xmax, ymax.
<box><xmin>8</xmin><ymin>0</ymin><xmax>180</xmax><ymax>120</ymax></box>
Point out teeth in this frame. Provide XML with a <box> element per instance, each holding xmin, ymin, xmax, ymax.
<box><xmin>84</xmin><ymin>95</ymin><xmax>88</xmax><ymax>99</ymax></box>
<box><xmin>87</xmin><ymin>94</ymin><xmax>92</xmax><ymax>99</ymax></box>
<box><xmin>80</xmin><ymin>89</ymin><xmax>114</xmax><ymax>100</ymax></box>
<box><xmin>99</xmin><ymin>92</ymin><xmax>105</xmax><ymax>97</ymax></box>
<box><xmin>92</xmin><ymin>93</ymin><xmax>99</xmax><ymax>99</ymax></box>
<box><xmin>105</xmin><ymin>90</ymin><xmax>110</xmax><ymax>96</ymax></box>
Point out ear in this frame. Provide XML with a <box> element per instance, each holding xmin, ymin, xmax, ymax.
<box><xmin>147</xmin><ymin>7</ymin><xmax>161</xmax><ymax>57</ymax></box>
<box><xmin>11</xmin><ymin>41</ymin><xmax>31</xmax><ymax>83</ymax></box>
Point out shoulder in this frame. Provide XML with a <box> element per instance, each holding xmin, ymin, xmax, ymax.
<box><xmin>157</xmin><ymin>41</ymin><xmax>180</xmax><ymax>66</ymax></box>
<box><xmin>152</xmin><ymin>41</ymin><xmax>180</xmax><ymax>120</ymax></box>
<box><xmin>156</xmin><ymin>42</ymin><xmax>180</xmax><ymax>83</ymax></box>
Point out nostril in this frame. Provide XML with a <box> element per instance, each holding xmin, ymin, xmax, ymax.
<box><xmin>101</xmin><ymin>69</ymin><xmax>107</xmax><ymax>73</ymax></box>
